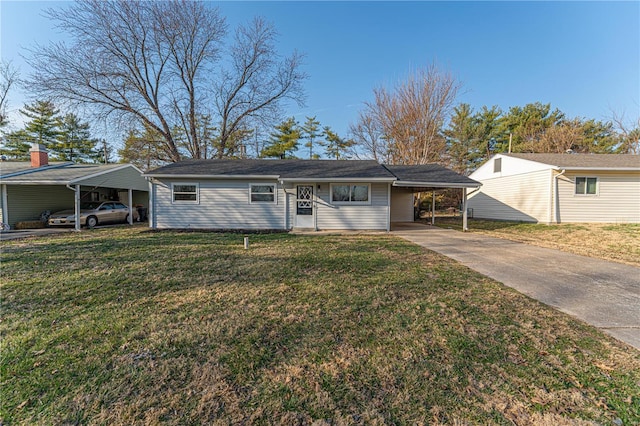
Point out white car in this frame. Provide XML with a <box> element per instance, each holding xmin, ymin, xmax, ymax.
<box><xmin>48</xmin><ymin>201</ymin><xmax>138</xmax><ymax>227</ymax></box>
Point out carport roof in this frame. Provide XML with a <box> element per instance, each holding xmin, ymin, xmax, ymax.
<box><xmin>0</xmin><ymin>162</ymin><xmax>148</xmax><ymax>191</ymax></box>
<box><xmin>384</xmin><ymin>164</ymin><xmax>481</xmax><ymax>188</ymax></box>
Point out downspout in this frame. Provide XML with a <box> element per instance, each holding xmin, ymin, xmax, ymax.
<box><xmin>550</xmin><ymin>169</ymin><xmax>566</xmax><ymax>224</ymax></box>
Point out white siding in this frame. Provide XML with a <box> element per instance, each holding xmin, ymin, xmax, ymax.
<box><xmin>153</xmin><ymin>179</ymin><xmax>285</xmax><ymax>229</ymax></box>
<box><xmin>315</xmin><ymin>182</ymin><xmax>389</xmax><ymax>230</ymax></box>
<box><xmin>467</xmin><ymin>169</ymin><xmax>551</xmax><ymax>222</ymax></box>
<box><xmin>470</xmin><ymin>154</ymin><xmax>551</xmax><ymax>180</ymax></box>
<box><xmin>390</xmin><ymin>188</ymin><xmax>414</xmax><ymax>222</ymax></box>
<box><xmin>556</xmin><ymin>171</ymin><xmax>640</xmax><ymax>223</ymax></box>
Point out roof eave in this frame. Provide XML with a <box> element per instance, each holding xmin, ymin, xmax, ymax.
<box><xmin>558</xmin><ymin>167</ymin><xmax>640</xmax><ymax>171</ymax></box>
<box><xmin>393</xmin><ymin>181</ymin><xmax>481</xmax><ymax>189</ymax></box>
<box><xmin>279</xmin><ymin>177</ymin><xmax>396</xmax><ymax>183</ymax></box>
<box><xmin>144</xmin><ymin>173</ymin><xmax>281</xmax><ymax>179</ymax></box>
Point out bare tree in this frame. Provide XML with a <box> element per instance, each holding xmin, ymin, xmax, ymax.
<box><xmin>214</xmin><ymin>18</ymin><xmax>306</xmax><ymax>158</ymax></box>
<box><xmin>348</xmin><ymin>108</ymin><xmax>388</xmax><ymax>162</ymax></box>
<box><xmin>526</xmin><ymin>119</ymin><xmax>585</xmax><ymax>153</ymax></box>
<box><xmin>0</xmin><ymin>61</ymin><xmax>19</xmax><ymax>128</ymax></box>
<box><xmin>353</xmin><ymin>64</ymin><xmax>460</xmax><ymax>165</ymax></box>
<box><xmin>27</xmin><ymin>1</ymin><xmax>305</xmax><ymax>162</ymax></box>
<box><xmin>610</xmin><ymin>110</ymin><xmax>640</xmax><ymax>154</ymax></box>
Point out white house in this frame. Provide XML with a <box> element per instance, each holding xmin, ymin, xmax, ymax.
<box><xmin>144</xmin><ymin>159</ymin><xmax>480</xmax><ymax>231</ymax></box>
<box><xmin>467</xmin><ymin>153</ymin><xmax>640</xmax><ymax>223</ymax></box>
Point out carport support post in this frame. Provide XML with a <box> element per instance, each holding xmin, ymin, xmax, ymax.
<box><xmin>74</xmin><ymin>185</ymin><xmax>81</xmax><ymax>232</ymax></box>
<box><xmin>431</xmin><ymin>191</ymin><xmax>435</xmax><ymax>225</ymax></box>
<box><xmin>462</xmin><ymin>188</ymin><xmax>468</xmax><ymax>232</ymax></box>
<box><xmin>128</xmin><ymin>189</ymin><xmax>133</xmax><ymax>225</ymax></box>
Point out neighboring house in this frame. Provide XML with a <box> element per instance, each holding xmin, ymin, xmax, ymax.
<box><xmin>0</xmin><ymin>144</ymin><xmax>149</xmax><ymax>230</ymax></box>
<box><xmin>467</xmin><ymin>153</ymin><xmax>640</xmax><ymax>223</ymax></box>
<box><xmin>144</xmin><ymin>159</ymin><xmax>480</xmax><ymax>231</ymax></box>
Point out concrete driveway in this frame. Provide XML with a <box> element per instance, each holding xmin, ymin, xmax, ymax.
<box><xmin>392</xmin><ymin>223</ymin><xmax>640</xmax><ymax>350</ymax></box>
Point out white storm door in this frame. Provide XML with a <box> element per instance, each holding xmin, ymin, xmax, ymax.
<box><xmin>295</xmin><ymin>185</ymin><xmax>314</xmax><ymax>228</ymax></box>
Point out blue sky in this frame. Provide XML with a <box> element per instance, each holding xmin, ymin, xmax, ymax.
<box><xmin>1</xmin><ymin>1</ymin><xmax>639</xmax><ymax>152</ymax></box>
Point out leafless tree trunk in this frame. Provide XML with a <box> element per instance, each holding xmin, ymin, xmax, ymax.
<box><xmin>0</xmin><ymin>61</ymin><xmax>19</xmax><ymax>128</ymax></box>
<box><xmin>527</xmin><ymin>119</ymin><xmax>585</xmax><ymax>153</ymax></box>
<box><xmin>610</xmin><ymin>110</ymin><xmax>640</xmax><ymax>154</ymax></box>
<box><xmin>352</xmin><ymin>64</ymin><xmax>460</xmax><ymax>165</ymax></box>
<box><xmin>214</xmin><ymin>18</ymin><xmax>306</xmax><ymax>158</ymax></box>
<box><xmin>348</xmin><ymin>109</ymin><xmax>388</xmax><ymax>162</ymax></box>
<box><xmin>27</xmin><ymin>1</ymin><xmax>305</xmax><ymax>162</ymax></box>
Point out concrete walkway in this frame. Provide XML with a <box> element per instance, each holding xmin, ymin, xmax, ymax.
<box><xmin>392</xmin><ymin>223</ymin><xmax>640</xmax><ymax>350</ymax></box>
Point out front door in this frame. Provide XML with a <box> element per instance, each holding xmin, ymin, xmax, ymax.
<box><xmin>295</xmin><ymin>185</ymin><xmax>314</xmax><ymax>228</ymax></box>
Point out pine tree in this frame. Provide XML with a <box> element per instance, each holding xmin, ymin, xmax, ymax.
<box><xmin>323</xmin><ymin>126</ymin><xmax>355</xmax><ymax>160</ymax></box>
<box><xmin>260</xmin><ymin>117</ymin><xmax>301</xmax><ymax>158</ymax></box>
<box><xmin>302</xmin><ymin>116</ymin><xmax>322</xmax><ymax>159</ymax></box>
<box><xmin>118</xmin><ymin>126</ymin><xmax>167</xmax><ymax>170</ymax></box>
<box><xmin>56</xmin><ymin>113</ymin><xmax>99</xmax><ymax>162</ymax></box>
<box><xmin>19</xmin><ymin>100</ymin><xmax>61</xmax><ymax>149</ymax></box>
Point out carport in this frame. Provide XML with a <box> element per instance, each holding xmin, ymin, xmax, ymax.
<box><xmin>385</xmin><ymin>164</ymin><xmax>481</xmax><ymax>231</ymax></box>
<box><xmin>0</xmin><ymin>144</ymin><xmax>148</xmax><ymax>231</ymax></box>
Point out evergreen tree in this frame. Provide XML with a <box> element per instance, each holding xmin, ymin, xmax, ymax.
<box><xmin>0</xmin><ymin>130</ymin><xmax>31</xmax><ymax>160</ymax></box>
<box><xmin>260</xmin><ymin>117</ymin><xmax>301</xmax><ymax>159</ymax></box>
<box><xmin>301</xmin><ymin>116</ymin><xmax>322</xmax><ymax>159</ymax></box>
<box><xmin>1</xmin><ymin>100</ymin><xmax>61</xmax><ymax>160</ymax></box>
<box><xmin>496</xmin><ymin>102</ymin><xmax>564</xmax><ymax>153</ymax></box>
<box><xmin>323</xmin><ymin>126</ymin><xmax>355</xmax><ymax>160</ymax></box>
<box><xmin>443</xmin><ymin>104</ymin><xmax>479</xmax><ymax>174</ymax></box>
<box><xmin>118</xmin><ymin>126</ymin><xmax>168</xmax><ymax>170</ymax></box>
<box><xmin>56</xmin><ymin>113</ymin><xmax>99</xmax><ymax>162</ymax></box>
<box><xmin>19</xmin><ymin>100</ymin><xmax>61</xmax><ymax>149</ymax></box>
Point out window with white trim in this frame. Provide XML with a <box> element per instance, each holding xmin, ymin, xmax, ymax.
<box><xmin>575</xmin><ymin>177</ymin><xmax>597</xmax><ymax>195</ymax></box>
<box><xmin>172</xmin><ymin>183</ymin><xmax>199</xmax><ymax>203</ymax></box>
<box><xmin>250</xmin><ymin>184</ymin><xmax>276</xmax><ymax>203</ymax></box>
<box><xmin>330</xmin><ymin>184</ymin><xmax>371</xmax><ymax>204</ymax></box>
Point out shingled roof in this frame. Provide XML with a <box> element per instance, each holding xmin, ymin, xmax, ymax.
<box><xmin>503</xmin><ymin>153</ymin><xmax>640</xmax><ymax>169</ymax></box>
<box><xmin>146</xmin><ymin>159</ymin><xmax>395</xmax><ymax>179</ymax></box>
<box><xmin>145</xmin><ymin>159</ymin><xmax>481</xmax><ymax>188</ymax></box>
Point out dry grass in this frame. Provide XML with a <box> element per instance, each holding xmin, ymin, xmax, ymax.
<box><xmin>1</xmin><ymin>228</ymin><xmax>639</xmax><ymax>425</ymax></box>
<box><xmin>435</xmin><ymin>219</ymin><xmax>640</xmax><ymax>267</ymax></box>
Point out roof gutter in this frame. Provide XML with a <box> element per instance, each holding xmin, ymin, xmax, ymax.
<box><xmin>142</xmin><ymin>173</ymin><xmax>281</xmax><ymax>179</ymax></box>
<box><xmin>392</xmin><ymin>181</ymin><xmax>481</xmax><ymax>189</ymax></box>
<box><xmin>279</xmin><ymin>177</ymin><xmax>396</xmax><ymax>183</ymax></box>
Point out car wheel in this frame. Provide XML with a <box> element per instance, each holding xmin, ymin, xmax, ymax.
<box><xmin>86</xmin><ymin>216</ymin><xmax>98</xmax><ymax>228</ymax></box>
<box><xmin>125</xmin><ymin>214</ymin><xmax>131</xmax><ymax>224</ymax></box>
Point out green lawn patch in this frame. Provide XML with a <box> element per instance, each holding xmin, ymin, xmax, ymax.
<box><xmin>1</xmin><ymin>228</ymin><xmax>639</xmax><ymax>424</ymax></box>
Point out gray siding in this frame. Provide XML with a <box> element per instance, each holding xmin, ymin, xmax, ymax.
<box><xmin>467</xmin><ymin>169</ymin><xmax>551</xmax><ymax>222</ymax></box>
<box><xmin>316</xmin><ymin>183</ymin><xmax>389</xmax><ymax>230</ymax></box>
<box><xmin>153</xmin><ymin>179</ymin><xmax>285</xmax><ymax>229</ymax></box>
<box><xmin>556</xmin><ymin>171</ymin><xmax>640</xmax><ymax>223</ymax></box>
<box><xmin>6</xmin><ymin>185</ymin><xmax>75</xmax><ymax>227</ymax></box>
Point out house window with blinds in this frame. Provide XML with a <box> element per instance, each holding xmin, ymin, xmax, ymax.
<box><xmin>172</xmin><ymin>183</ymin><xmax>199</xmax><ymax>203</ymax></box>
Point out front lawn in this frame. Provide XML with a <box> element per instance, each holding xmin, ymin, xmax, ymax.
<box><xmin>1</xmin><ymin>228</ymin><xmax>639</xmax><ymax>424</ymax></box>
<box><xmin>434</xmin><ymin>218</ymin><xmax>640</xmax><ymax>267</ymax></box>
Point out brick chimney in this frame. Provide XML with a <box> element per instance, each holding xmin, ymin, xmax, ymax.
<box><xmin>29</xmin><ymin>143</ymin><xmax>49</xmax><ymax>168</ymax></box>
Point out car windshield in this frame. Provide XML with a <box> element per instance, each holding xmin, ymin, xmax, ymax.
<box><xmin>80</xmin><ymin>202</ymin><xmax>102</xmax><ymax>210</ymax></box>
